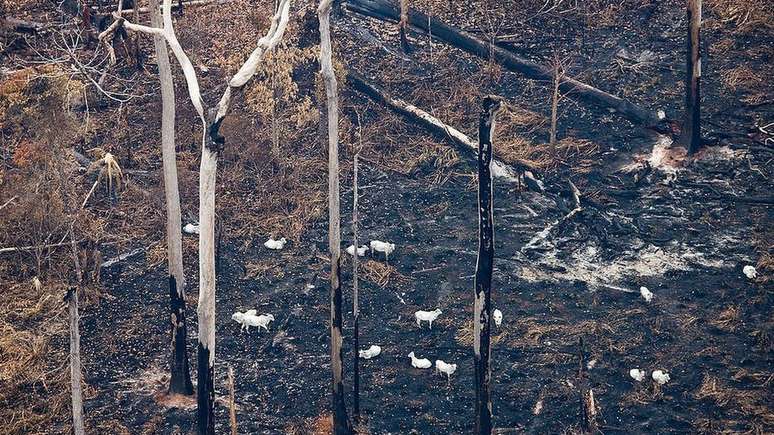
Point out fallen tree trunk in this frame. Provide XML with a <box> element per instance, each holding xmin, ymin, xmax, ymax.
<box><xmin>349</xmin><ymin>71</ymin><xmax>544</xmax><ymax>190</ymax></box>
<box><xmin>345</xmin><ymin>0</ymin><xmax>661</xmax><ymax>127</ymax></box>
<box><xmin>1</xmin><ymin>18</ymin><xmax>48</xmax><ymax>34</ymax></box>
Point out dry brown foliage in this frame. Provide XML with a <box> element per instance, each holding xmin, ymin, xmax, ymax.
<box><xmin>0</xmin><ymin>64</ymin><xmax>103</xmax><ymax>434</ymax></box>
<box><xmin>694</xmin><ymin>374</ymin><xmax>774</xmax><ymax>431</ymax></box>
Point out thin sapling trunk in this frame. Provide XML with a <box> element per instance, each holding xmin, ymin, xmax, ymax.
<box><xmin>67</xmin><ymin>287</ymin><xmax>85</xmax><ymax>435</ymax></box>
<box><xmin>352</xmin><ymin>151</ymin><xmax>360</xmax><ymax>423</ymax></box>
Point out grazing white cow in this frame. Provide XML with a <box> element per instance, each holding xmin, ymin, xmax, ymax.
<box><xmin>415</xmin><ymin>309</ymin><xmax>442</xmax><ymax>329</ymax></box>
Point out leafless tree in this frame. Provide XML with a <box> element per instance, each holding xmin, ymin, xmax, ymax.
<box><xmin>319</xmin><ymin>0</ymin><xmax>352</xmax><ymax>433</ymax></box>
<box><xmin>474</xmin><ymin>96</ymin><xmax>504</xmax><ymax>435</ymax></box>
<box><xmin>399</xmin><ymin>0</ymin><xmax>411</xmax><ymax>53</ymax></box>
<box><xmin>549</xmin><ymin>56</ymin><xmax>564</xmax><ymax>150</ymax></box>
<box><xmin>66</xmin><ymin>287</ymin><xmax>85</xmax><ymax>435</ymax></box>
<box><xmin>105</xmin><ymin>0</ymin><xmax>292</xmax><ymax>432</ymax></box>
<box><xmin>147</xmin><ymin>0</ymin><xmax>193</xmax><ymax>396</ymax></box>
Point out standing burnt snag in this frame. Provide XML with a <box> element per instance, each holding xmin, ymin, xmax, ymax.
<box><xmin>147</xmin><ymin>0</ymin><xmax>194</xmax><ymax>396</ymax></box>
<box><xmin>319</xmin><ymin>0</ymin><xmax>353</xmax><ymax>433</ymax></box>
<box><xmin>681</xmin><ymin>0</ymin><xmax>702</xmax><ymax>154</ymax></box>
<box><xmin>473</xmin><ymin>95</ymin><xmax>503</xmax><ymax>435</ymax></box>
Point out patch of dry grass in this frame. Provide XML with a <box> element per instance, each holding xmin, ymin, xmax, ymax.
<box><xmin>0</xmin><ymin>281</ymin><xmax>70</xmax><ymax>434</ymax></box>
<box><xmin>710</xmin><ymin>306</ymin><xmax>741</xmax><ymax>332</ymax></box>
<box><xmin>360</xmin><ymin>260</ymin><xmax>410</xmax><ymax>289</ymax></box>
<box><xmin>721</xmin><ymin>65</ymin><xmax>765</xmax><ymax>92</ymax></box>
<box><xmin>707</xmin><ymin>0</ymin><xmax>774</xmax><ymax>32</ymax></box>
<box><xmin>694</xmin><ymin>374</ymin><xmax>774</xmax><ymax>431</ymax></box>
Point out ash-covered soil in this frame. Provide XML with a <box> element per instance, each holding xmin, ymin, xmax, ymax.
<box><xmin>85</xmin><ymin>140</ymin><xmax>772</xmax><ymax>433</ymax></box>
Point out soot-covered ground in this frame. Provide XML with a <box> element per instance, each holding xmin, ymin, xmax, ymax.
<box><xmin>73</xmin><ymin>1</ymin><xmax>772</xmax><ymax>434</ymax></box>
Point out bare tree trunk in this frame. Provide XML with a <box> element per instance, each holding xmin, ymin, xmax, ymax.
<box><xmin>197</xmin><ymin>110</ymin><xmax>220</xmax><ymax>435</ymax></box>
<box><xmin>67</xmin><ymin>225</ymin><xmax>85</xmax><ymax>435</ymax></box>
<box><xmin>149</xmin><ymin>0</ymin><xmax>193</xmax><ymax>397</ymax></box>
<box><xmin>680</xmin><ymin>0</ymin><xmax>702</xmax><ymax>154</ymax></box>
<box><xmin>549</xmin><ymin>59</ymin><xmax>561</xmax><ymax>150</ymax></box>
<box><xmin>399</xmin><ymin>0</ymin><xmax>411</xmax><ymax>53</ymax></box>
<box><xmin>474</xmin><ymin>96</ymin><xmax>501</xmax><ymax>435</ymax></box>
<box><xmin>132</xmin><ymin>0</ymin><xmax>143</xmax><ymax>69</ymax></box>
<box><xmin>67</xmin><ymin>287</ymin><xmax>85</xmax><ymax>435</ymax></box>
<box><xmin>319</xmin><ymin>1</ymin><xmax>352</xmax><ymax>433</ymax></box>
<box><xmin>352</xmin><ymin>151</ymin><xmax>360</xmax><ymax>423</ymax></box>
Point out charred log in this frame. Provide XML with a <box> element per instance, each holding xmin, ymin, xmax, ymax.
<box><xmin>345</xmin><ymin>0</ymin><xmax>662</xmax><ymax>127</ymax></box>
<box><xmin>1</xmin><ymin>18</ymin><xmax>48</xmax><ymax>34</ymax></box>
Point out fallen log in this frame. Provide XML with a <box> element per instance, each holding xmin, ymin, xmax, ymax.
<box><xmin>349</xmin><ymin>71</ymin><xmax>544</xmax><ymax>190</ymax></box>
<box><xmin>344</xmin><ymin>0</ymin><xmax>662</xmax><ymax>127</ymax></box>
<box><xmin>1</xmin><ymin>18</ymin><xmax>49</xmax><ymax>34</ymax></box>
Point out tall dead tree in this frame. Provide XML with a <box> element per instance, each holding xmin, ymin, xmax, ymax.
<box><xmin>108</xmin><ymin>1</ymin><xmax>293</xmax><ymax>432</ymax></box>
<box><xmin>681</xmin><ymin>0</ymin><xmax>702</xmax><ymax>153</ymax></box>
<box><xmin>474</xmin><ymin>96</ymin><xmax>503</xmax><ymax>435</ymax></box>
<box><xmin>149</xmin><ymin>0</ymin><xmax>193</xmax><ymax>396</ymax></box>
<box><xmin>319</xmin><ymin>0</ymin><xmax>352</xmax><ymax>433</ymax></box>
<box><xmin>352</xmin><ymin>151</ymin><xmax>360</xmax><ymax>423</ymax></box>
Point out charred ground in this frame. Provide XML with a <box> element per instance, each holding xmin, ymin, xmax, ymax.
<box><xmin>0</xmin><ymin>0</ymin><xmax>772</xmax><ymax>434</ymax></box>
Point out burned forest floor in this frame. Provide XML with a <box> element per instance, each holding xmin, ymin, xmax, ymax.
<box><xmin>1</xmin><ymin>0</ymin><xmax>773</xmax><ymax>434</ymax></box>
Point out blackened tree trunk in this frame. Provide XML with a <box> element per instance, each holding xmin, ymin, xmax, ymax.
<box><xmin>149</xmin><ymin>0</ymin><xmax>193</xmax><ymax>396</ymax></box>
<box><xmin>681</xmin><ymin>0</ymin><xmax>702</xmax><ymax>154</ymax></box>
<box><xmin>352</xmin><ymin>152</ymin><xmax>360</xmax><ymax>423</ymax></box>
<box><xmin>474</xmin><ymin>96</ymin><xmax>502</xmax><ymax>435</ymax></box>
<box><xmin>169</xmin><ymin>276</ymin><xmax>193</xmax><ymax>393</ymax></box>
<box><xmin>319</xmin><ymin>0</ymin><xmax>352</xmax><ymax>433</ymax></box>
